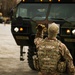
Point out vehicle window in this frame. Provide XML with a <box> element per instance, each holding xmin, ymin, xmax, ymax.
<box><xmin>16</xmin><ymin>3</ymin><xmax>48</xmax><ymax>20</ymax></box>
<box><xmin>48</xmin><ymin>4</ymin><xmax>75</xmax><ymax>21</ymax></box>
<box><xmin>16</xmin><ymin>8</ymin><xmax>27</xmax><ymax>17</ymax></box>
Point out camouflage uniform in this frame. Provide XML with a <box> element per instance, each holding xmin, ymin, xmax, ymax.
<box><xmin>34</xmin><ymin>23</ymin><xmax>75</xmax><ymax>75</ymax></box>
<box><xmin>34</xmin><ymin>37</ymin><xmax>75</xmax><ymax>75</ymax></box>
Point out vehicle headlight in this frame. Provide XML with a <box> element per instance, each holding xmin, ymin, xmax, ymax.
<box><xmin>14</xmin><ymin>27</ymin><xmax>19</xmax><ymax>32</ymax></box>
<box><xmin>72</xmin><ymin>29</ymin><xmax>75</xmax><ymax>35</ymax></box>
<box><xmin>20</xmin><ymin>27</ymin><xmax>23</xmax><ymax>31</ymax></box>
<box><xmin>66</xmin><ymin>29</ymin><xmax>70</xmax><ymax>34</ymax></box>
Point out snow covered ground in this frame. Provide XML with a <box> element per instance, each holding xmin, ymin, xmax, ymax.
<box><xmin>0</xmin><ymin>23</ymin><xmax>28</xmax><ymax>58</ymax></box>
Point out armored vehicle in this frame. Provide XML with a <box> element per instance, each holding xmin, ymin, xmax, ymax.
<box><xmin>10</xmin><ymin>0</ymin><xmax>75</xmax><ymax>70</ymax></box>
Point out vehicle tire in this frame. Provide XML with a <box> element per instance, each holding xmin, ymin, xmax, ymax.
<box><xmin>27</xmin><ymin>47</ymin><xmax>37</xmax><ymax>70</ymax></box>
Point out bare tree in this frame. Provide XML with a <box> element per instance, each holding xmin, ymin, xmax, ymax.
<box><xmin>1</xmin><ymin>0</ymin><xmax>17</xmax><ymax>16</ymax></box>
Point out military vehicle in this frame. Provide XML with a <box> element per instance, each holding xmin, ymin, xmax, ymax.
<box><xmin>10</xmin><ymin>0</ymin><xmax>75</xmax><ymax>70</ymax></box>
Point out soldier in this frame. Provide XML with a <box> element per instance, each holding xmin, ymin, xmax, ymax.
<box><xmin>34</xmin><ymin>23</ymin><xmax>75</xmax><ymax>75</ymax></box>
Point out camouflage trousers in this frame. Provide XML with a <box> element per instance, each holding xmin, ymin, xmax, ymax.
<box><xmin>38</xmin><ymin>71</ymin><xmax>67</xmax><ymax>75</ymax></box>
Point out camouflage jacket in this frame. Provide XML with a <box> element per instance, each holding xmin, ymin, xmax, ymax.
<box><xmin>34</xmin><ymin>37</ymin><xmax>75</xmax><ymax>75</ymax></box>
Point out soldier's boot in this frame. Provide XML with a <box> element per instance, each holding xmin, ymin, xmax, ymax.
<box><xmin>38</xmin><ymin>72</ymin><xmax>48</xmax><ymax>75</ymax></box>
<box><xmin>38</xmin><ymin>72</ymin><xmax>42</xmax><ymax>75</ymax></box>
<box><xmin>38</xmin><ymin>72</ymin><xmax>46</xmax><ymax>75</ymax></box>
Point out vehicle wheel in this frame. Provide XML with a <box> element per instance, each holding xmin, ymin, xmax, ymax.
<box><xmin>27</xmin><ymin>47</ymin><xmax>37</xmax><ymax>70</ymax></box>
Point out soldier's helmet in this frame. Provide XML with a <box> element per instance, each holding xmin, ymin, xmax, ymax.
<box><xmin>48</xmin><ymin>22</ymin><xmax>59</xmax><ymax>38</ymax></box>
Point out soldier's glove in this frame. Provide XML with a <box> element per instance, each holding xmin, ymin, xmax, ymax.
<box><xmin>36</xmin><ymin>24</ymin><xmax>47</xmax><ymax>32</ymax></box>
<box><xmin>35</xmin><ymin>24</ymin><xmax>47</xmax><ymax>38</ymax></box>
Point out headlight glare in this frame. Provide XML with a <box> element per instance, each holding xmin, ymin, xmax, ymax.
<box><xmin>72</xmin><ymin>29</ymin><xmax>75</xmax><ymax>35</ymax></box>
<box><xmin>14</xmin><ymin>27</ymin><xmax>19</xmax><ymax>32</ymax></box>
<box><xmin>20</xmin><ymin>27</ymin><xmax>23</xmax><ymax>31</ymax></box>
<box><xmin>66</xmin><ymin>29</ymin><xmax>70</xmax><ymax>34</ymax></box>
